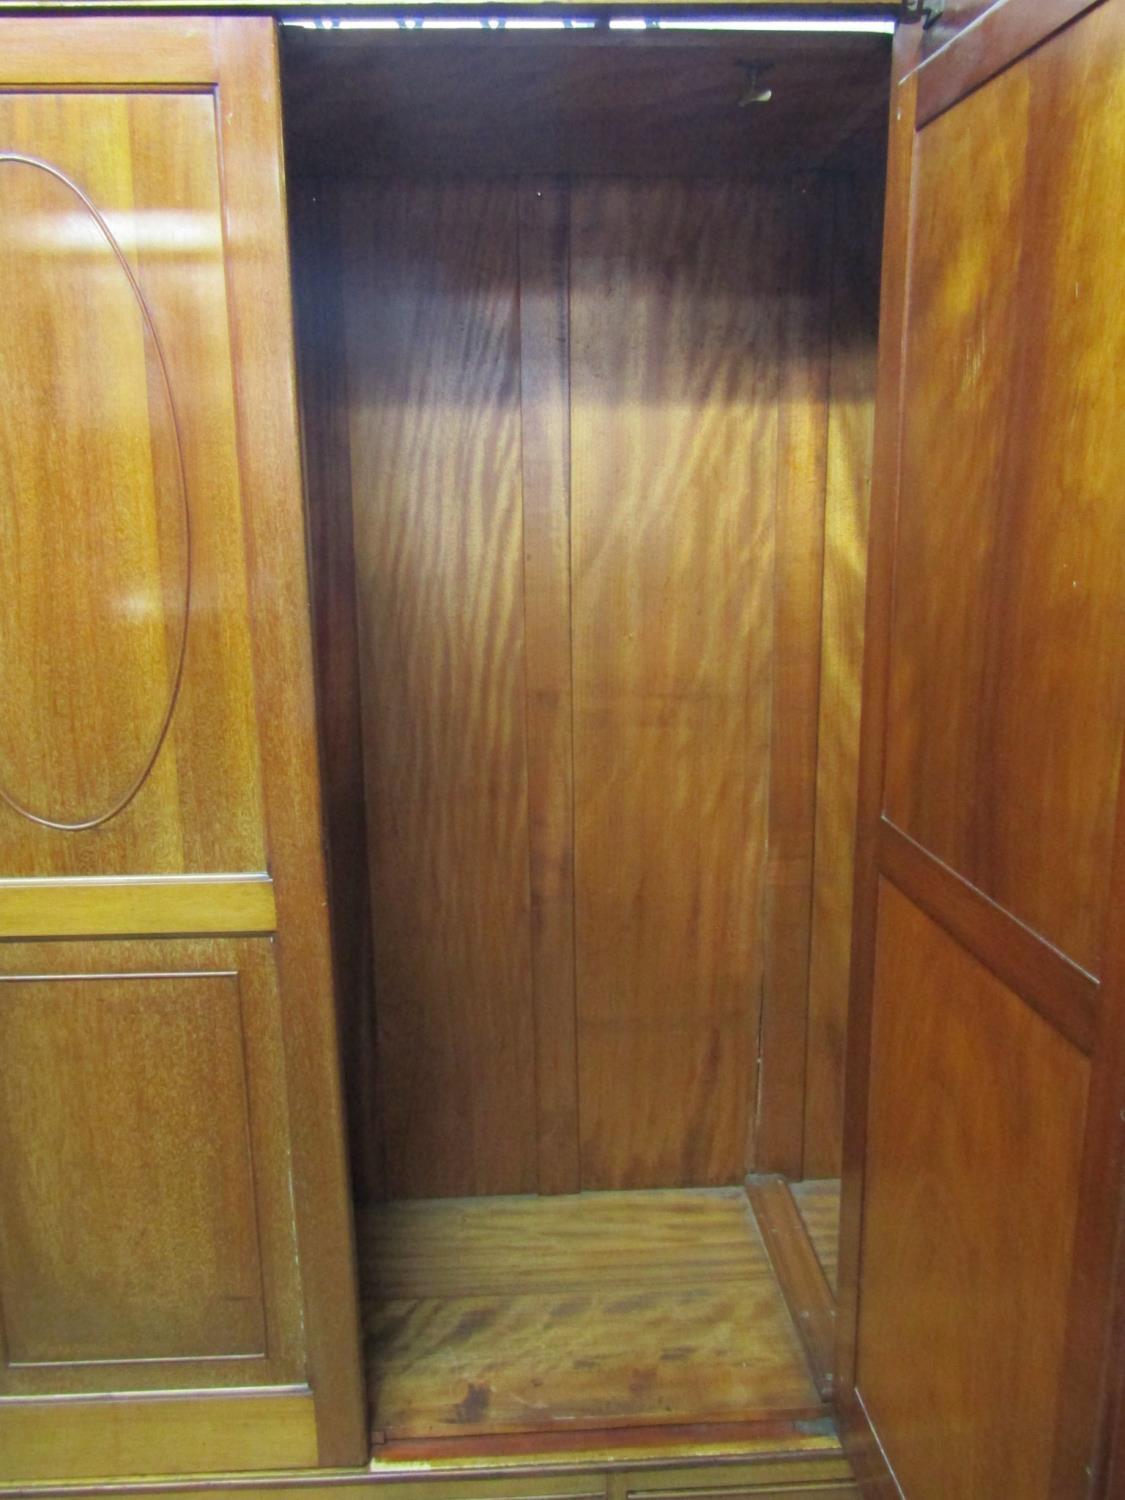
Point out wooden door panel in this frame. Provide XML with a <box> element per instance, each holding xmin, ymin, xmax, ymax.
<box><xmin>857</xmin><ymin>882</ymin><xmax>1088</xmax><ymax>1498</ymax></box>
<box><xmin>0</xmin><ymin>938</ymin><xmax>301</xmax><ymax>1394</ymax></box>
<box><xmin>0</xmin><ymin>972</ymin><xmax>263</xmax><ymax>1365</ymax></box>
<box><xmin>0</xmin><ymin>147</ymin><xmax>189</xmax><ymax>834</ymax></box>
<box><xmin>883</xmin><ymin>4</ymin><xmax>1125</xmax><ymax>974</ymax></box>
<box><xmin>842</xmin><ymin>5</ymin><xmax>1125</xmax><ymax>1496</ymax></box>
<box><xmin>0</xmin><ymin>18</ymin><xmax>366</xmax><ymax>1474</ymax></box>
<box><xmin>0</xmin><ymin>87</ymin><xmax>266</xmax><ymax>880</ymax></box>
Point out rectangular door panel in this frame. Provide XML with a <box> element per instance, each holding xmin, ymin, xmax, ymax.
<box><xmin>857</xmin><ymin>881</ymin><xmax>1088</xmax><ymax>1498</ymax></box>
<box><xmin>0</xmin><ymin>971</ymin><xmax>263</xmax><ymax>1366</ymax></box>
<box><xmin>0</xmin><ymin>937</ymin><xmax>301</xmax><ymax>1395</ymax></box>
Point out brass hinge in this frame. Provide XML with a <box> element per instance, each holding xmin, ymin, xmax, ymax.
<box><xmin>900</xmin><ymin>0</ymin><xmax>946</xmax><ymax>24</ymax></box>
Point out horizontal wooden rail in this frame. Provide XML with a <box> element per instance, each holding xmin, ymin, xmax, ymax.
<box><xmin>0</xmin><ymin>874</ymin><xmax>277</xmax><ymax>939</ymax></box>
<box><xmin>878</xmin><ymin>819</ymin><xmax>1098</xmax><ymax>1054</ymax></box>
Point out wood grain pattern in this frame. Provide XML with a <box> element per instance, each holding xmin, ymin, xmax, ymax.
<box><xmin>0</xmin><ymin>87</ymin><xmax>266</xmax><ymax>879</ymax></box>
<box><xmin>0</xmin><ymin>875</ymin><xmax>276</xmax><ymax>938</ymax></box>
<box><xmin>621</xmin><ymin>1476</ymin><xmax>855</xmax><ymax>1500</ymax></box>
<box><xmin>518</xmin><ymin>181</ymin><xmax>580</xmax><ymax>1196</ymax></box>
<box><xmin>358</xmin><ymin>1190</ymin><xmax>823</xmax><ymax>1443</ymax></box>
<box><xmin>344</xmin><ymin>181</ymin><xmax>537</xmax><ymax>1200</ymax></box>
<box><xmin>915</xmin><ymin>0</ymin><xmax>1101</xmax><ymax>123</ymax></box>
<box><xmin>0</xmin><ymin>1390</ymin><xmax>319</xmax><ymax>1485</ymax></box>
<box><xmin>0</xmin><ymin>972</ymin><xmax>263</xmax><ymax>1365</ymax></box>
<box><xmin>1045</xmin><ymin>19</ymin><xmax>1125</xmax><ymax>1466</ymax></box>
<box><xmin>303</xmin><ymin>167</ymin><xmax>871</xmax><ymax>1196</ymax></box>
<box><xmin>0</xmin><ymin>937</ymin><xmax>303</xmax><ymax>1398</ymax></box>
<box><xmin>570</xmin><ymin>180</ymin><xmax>781</xmax><ymax>1189</ymax></box>
<box><xmin>802</xmin><ymin>172</ymin><xmax>881</xmax><ymax>1179</ymax></box>
<box><xmin>857</xmin><ymin>883</ymin><xmax>1089</xmax><ymax>1498</ymax></box>
<box><xmin>621</xmin><ymin>1490</ymin><xmax>856</xmax><ymax>1500</ymax></box>
<box><xmin>756</xmin><ymin>181</ymin><xmax>832</xmax><ymax>1177</ymax></box>
<box><xmin>0</xmin><ymin>151</ymin><xmax>188</xmax><ymax>832</ymax></box>
<box><xmin>834</xmin><ymin>20</ymin><xmax>922</xmax><ymax>1455</ymax></box>
<box><xmin>368</xmin><ymin>1287</ymin><xmax>820</xmax><ymax>1442</ymax></box>
<box><xmin>841</xmin><ymin>12</ymin><xmax>1125</xmax><ymax>1493</ymax></box>
<box><xmin>879</xmin><ymin>818</ymin><xmax>1099</xmax><ymax>1055</ymax></box>
<box><xmin>884</xmin><ymin>4</ymin><xmax>1125</xmax><ymax>975</ymax></box>
<box><xmin>0</xmin><ymin>17</ymin><xmax>218</xmax><ymax>84</ymax></box>
<box><xmin>211</xmin><ymin>20</ymin><xmax>368</xmax><ymax>1462</ymax></box>
<box><xmin>1070</xmin><ymin>748</ymin><xmax>1125</xmax><ymax>1496</ymax></box>
<box><xmin>1100</xmin><ymin>1191</ymin><xmax>1125</xmax><ymax>1499</ymax></box>
<box><xmin>364</xmin><ymin>1190</ymin><xmax>780</xmax><ymax>1302</ymax></box>
<box><xmin>1059</xmin><ymin>792</ymin><xmax>1125</xmax><ymax>1490</ymax></box>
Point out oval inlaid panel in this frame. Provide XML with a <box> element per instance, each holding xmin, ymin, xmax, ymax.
<box><xmin>0</xmin><ymin>155</ymin><xmax>190</xmax><ymax>831</ymax></box>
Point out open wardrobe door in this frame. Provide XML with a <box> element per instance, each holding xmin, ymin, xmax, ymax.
<box><xmin>0</xmin><ymin>19</ymin><xmax>366</xmax><ymax>1480</ymax></box>
<box><xmin>838</xmin><ymin>2</ymin><xmax>1125</xmax><ymax>1497</ymax></box>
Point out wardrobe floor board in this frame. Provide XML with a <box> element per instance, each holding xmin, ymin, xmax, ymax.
<box><xmin>358</xmin><ymin>1188</ymin><xmax>824</xmax><ymax>1444</ymax></box>
<box><xmin>789</xmin><ymin>1179</ymin><xmax>841</xmax><ymax>1294</ymax></box>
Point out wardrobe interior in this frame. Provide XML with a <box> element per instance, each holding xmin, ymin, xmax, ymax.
<box><xmin>282</xmin><ymin>18</ymin><xmax>890</xmax><ymax>1453</ymax></box>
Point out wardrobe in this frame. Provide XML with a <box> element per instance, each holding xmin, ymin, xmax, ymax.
<box><xmin>0</xmin><ymin>3</ymin><xmax>1123</xmax><ymax>1497</ymax></box>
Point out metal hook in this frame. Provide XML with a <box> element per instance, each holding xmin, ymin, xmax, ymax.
<box><xmin>737</xmin><ymin>62</ymin><xmax>774</xmax><ymax>107</ymax></box>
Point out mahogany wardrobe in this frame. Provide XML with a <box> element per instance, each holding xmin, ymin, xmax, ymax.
<box><xmin>0</xmin><ymin>2</ymin><xmax>1123</xmax><ymax>1496</ymax></box>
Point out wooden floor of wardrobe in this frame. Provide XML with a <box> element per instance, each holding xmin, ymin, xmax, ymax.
<box><xmin>358</xmin><ymin>1186</ymin><xmax>834</xmax><ymax>1448</ymax></box>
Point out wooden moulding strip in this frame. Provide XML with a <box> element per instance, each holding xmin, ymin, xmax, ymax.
<box><xmin>0</xmin><ymin>18</ymin><xmax>219</xmax><ymax>85</ymax></box>
<box><xmin>0</xmin><ymin>1389</ymin><xmax>317</xmax><ymax>1486</ymax></box>
<box><xmin>0</xmin><ymin>1435</ymin><xmax>854</xmax><ymax>1498</ymax></box>
<box><xmin>746</xmin><ymin>1178</ymin><xmax>836</xmax><ymax>1402</ymax></box>
<box><xmin>0</xmin><ymin>875</ymin><xmax>277</xmax><ymax>940</ymax></box>
<box><xmin>878</xmin><ymin>819</ymin><xmax>1098</xmax><ymax>1056</ymax></box>
<box><xmin>914</xmin><ymin>0</ymin><xmax>1103</xmax><ymax>128</ymax></box>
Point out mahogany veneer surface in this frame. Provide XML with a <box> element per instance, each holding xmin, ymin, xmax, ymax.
<box><xmin>857</xmin><ymin>884</ymin><xmax>1087</xmax><ymax>1497</ymax></box>
<box><xmin>883</xmin><ymin>3</ymin><xmax>1125</xmax><ymax>976</ymax></box>
<box><xmin>296</xmin><ymin>168</ymin><xmax>880</xmax><ymax>1200</ymax></box>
